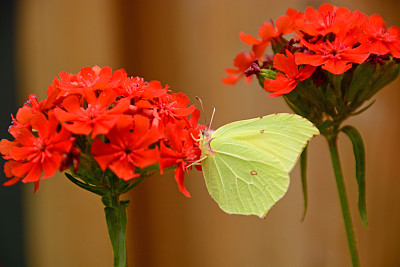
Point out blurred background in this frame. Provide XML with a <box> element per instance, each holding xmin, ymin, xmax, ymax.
<box><xmin>1</xmin><ymin>0</ymin><xmax>400</xmax><ymax>266</ymax></box>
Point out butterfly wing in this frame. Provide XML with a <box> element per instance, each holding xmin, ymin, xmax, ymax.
<box><xmin>212</xmin><ymin>113</ymin><xmax>319</xmax><ymax>173</ymax></box>
<box><xmin>201</xmin><ymin>113</ymin><xmax>319</xmax><ymax>217</ymax></box>
<box><xmin>202</xmin><ymin>137</ymin><xmax>289</xmax><ymax>218</ymax></box>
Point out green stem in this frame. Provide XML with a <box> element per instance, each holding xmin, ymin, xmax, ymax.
<box><xmin>327</xmin><ymin>135</ymin><xmax>360</xmax><ymax>267</ymax></box>
<box><xmin>104</xmin><ymin>194</ymin><xmax>128</xmax><ymax>267</ymax></box>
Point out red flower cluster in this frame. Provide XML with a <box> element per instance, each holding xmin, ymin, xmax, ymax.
<box><xmin>1</xmin><ymin>66</ymin><xmax>203</xmax><ymax>196</ymax></box>
<box><xmin>223</xmin><ymin>3</ymin><xmax>400</xmax><ymax>96</ymax></box>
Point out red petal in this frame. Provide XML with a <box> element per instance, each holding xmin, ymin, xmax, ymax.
<box><xmin>165</xmin><ymin>121</ymin><xmax>185</xmax><ymax>151</ymax></box>
<box><xmin>297</xmin><ymin>65</ymin><xmax>316</xmax><ymax>81</ymax></box>
<box><xmin>9</xmin><ymin>146</ymin><xmax>36</xmax><ymax>161</ymax></box>
<box><xmin>54</xmin><ymin>107</ymin><xmax>82</xmax><ymax>122</ymax></box>
<box><xmin>131</xmin><ymin>115</ymin><xmax>161</xmax><ymax>148</ymax></box>
<box><xmin>221</xmin><ymin>75</ymin><xmax>241</xmax><ymax>85</ymax></box>
<box><xmin>30</xmin><ymin>113</ymin><xmax>48</xmax><ymax>136</ymax></box>
<box><xmin>369</xmin><ymin>14</ymin><xmax>386</xmax><ymax>29</ymax></box>
<box><xmin>295</xmin><ymin>52</ymin><xmax>327</xmax><ymax>66</ymax></box>
<box><xmin>174</xmin><ymin>166</ymin><xmax>191</xmax><ymax>198</ymax></box>
<box><xmin>3</xmin><ymin>176</ymin><xmax>22</xmax><ymax>186</ymax></box>
<box><xmin>42</xmin><ymin>154</ymin><xmax>61</xmax><ymax>179</ymax></box>
<box><xmin>62</xmin><ymin>95</ymin><xmax>82</xmax><ymax>113</ymax></box>
<box><xmin>264</xmin><ymin>75</ymin><xmax>298</xmax><ymax>97</ymax></box>
<box><xmin>0</xmin><ymin>139</ymin><xmax>17</xmax><ymax>156</ymax></box>
<box><xmin>16</xmin><ymin>106</ymin><xmax>34</xmax><ymax>125</ymax></box>
<box><xmin>258</xmin><ymin>22</ymin><xmax>275</xmax><ymax>41</ymax></box>
<box><xmin>14</xmin><ymin>128</ymin><xmax>35</xmax><ymax>147</ymax></box>
<box><xmin>63</xmin><ymin>121</ymin><xmax>92</xmax><ymax>136</ymax></box>
<box><xmin>129</xmin><ymin>148</ymin><xmax>159</xmax><ymax>169</ymax></box>
<box><xmin>109</xmin><ymin>158</ymin><xmax>139</xmax><ymax>180</ymax></box>
<box><xmin>341</xmin><ymin>52</ymin><xmax>370</xmax><ymax>64</ymax></box>
<box><xmin>94</xmin><ymin>153</ymin><xmax>121</xmax><ymax>171</ymax></box>
<box><xmin>132</xmin><ymin>115</ymin><xmax>150</xmax><ymax>138</ymax></box>
<box><xmin>91</xmin><ymin>114</ymin><xmax>120</xmax><ymax>138</ymax></box>
<box><xmin>322</xmin><ymin>60</ymin><xmax>352</xmax><ymax>75</ymax></box>
<box><xmin>369</xmin><ymin>41</ymin><xmax>390</xmax><ymax>55</ymax></box>
<box><xmin>98</xmin><ymin>66</ymin><xmax>112</xmax><ymax>81</ymax></box>
<box><xmin>276</xmin><ymin>15</ymin><xmax>292</xmax><ymax>35</ymax></box>
<box><xmin>239</xmin><ymin>32</ymin><xmax>262</xmax><ymax>45</ymax></box>
<box><xmin>273</xmin><ymin>51</ymin><xmax>298</xmax><ymax>78</ymax></box>
<box><xmin>3</xmin><ymin>160</ymin><xmax>19</xmax><ymax>178</ymax></box>
<box><xmin>97</xmin><ymin>89</ymin><xmax>118</xmax><ymax>108</ymax></box>
<box><xmin>172</xmin><ymin>104</ymin><xmax>196</xmax><ymax>116</ymax></box>
<box><xmin>82</xmin><ymin>87</ymin><xmax>97</xmax><ymax>104</ymax></box>
<box><xmin>21</xmin><ymin>163</ymin><xmax>42</xmax><ymax>183</ymax></box>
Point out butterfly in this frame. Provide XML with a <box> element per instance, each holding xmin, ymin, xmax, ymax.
<box><xmin>199</xmin><ymin>113</ymin><xmax>319</xmax><ymax>218</ymax></box>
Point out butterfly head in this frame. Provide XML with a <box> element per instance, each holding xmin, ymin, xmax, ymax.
<box><xmin>199</xmin><ymin>128</ymin><xmax>216</xmax><ymax>156</ymax></box>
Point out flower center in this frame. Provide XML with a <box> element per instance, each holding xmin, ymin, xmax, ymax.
<box><xmin>321</xmin><ymin>11</ymin><xmax>336</xmax><ymax>28</ymax></box>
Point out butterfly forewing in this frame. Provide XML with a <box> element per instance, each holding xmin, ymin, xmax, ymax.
<box><xmin>212</xmin><ymin>113</ymin><xmax>319</xmax><ymax>173</ymax></box>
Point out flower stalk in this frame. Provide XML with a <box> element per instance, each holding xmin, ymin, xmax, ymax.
<box><xmin>327</xmin><ymin>133</ymin><xmax>360</xmax><ymax>267</ymax></box>
<box><xmin>103</xmin><ymin>194</ymin><xmax>129</xmax><ymax>267</ymax></box>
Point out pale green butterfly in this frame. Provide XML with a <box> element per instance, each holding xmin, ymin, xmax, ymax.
<box><xmin>199</xmin><ymin>113</ymin><xmax>319</xmax><ymax>218</ymax></box>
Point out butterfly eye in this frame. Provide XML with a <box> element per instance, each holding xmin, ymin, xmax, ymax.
<box><xmin>250</xmin><ymin>170</ymin><xmax>258</xmax><ymax>176</ymax></box>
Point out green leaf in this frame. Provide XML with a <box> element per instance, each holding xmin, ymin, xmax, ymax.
<box><xmin>300</xmin><ymin>146</ymin><xmax>308</xmax><ymax>221</ymax></box>
<box><xmin>200</xmin><ymin>113</ymin><xmax>319</xmax><ymax>217</ymax></box>
<box><xmin>351</xmin><ymin>100</ymin><xmax>376</xmax><ymax>116</ymax></box>
<box><xmin>317</xmin><ymin>120</ymin><xmax>334</xmax><ymax>133</ymax></box>
<box><xmin>119</xmin><ymin>176</ymin><xmax>145</xmax><ymax>194</ymax></box>
<box><xmin>341</xmin><ymin>126</ymin><xmax>368</xmax><ymax>228</ymax></box>
<box><xmin>65</xmin><ymin>173</ymin><xmax>108</xmax><ymax>196</ymax></box>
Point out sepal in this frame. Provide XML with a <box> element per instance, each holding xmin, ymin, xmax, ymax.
<box><xmin>257</xmin><ymin>69</ymin><xmax>276</xmax><ymax>88</ymax></box>
<box><xmin>348</xmin><ymin>59</ymin><xmax>399</xmax><ymax>112</ymax></box>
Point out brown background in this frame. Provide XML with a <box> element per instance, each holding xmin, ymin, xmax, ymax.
<box><xmin>16</xmin><ymin>0</ymin><xmax>400</xmax><ymax>266</ymax></box>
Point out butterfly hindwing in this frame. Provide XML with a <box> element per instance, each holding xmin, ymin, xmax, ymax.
<box><xmin>202</xmin><ymin>137</ymin><xmax>289</xmax><ymax>218</ymax></box>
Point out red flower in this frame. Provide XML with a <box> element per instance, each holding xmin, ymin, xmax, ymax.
<box><xmin>363</xmin><ymin>14</ymin><xmax>400</xmax><ymax>58</ymax></box>
<box><xmin>58</xmin><ymin>66</ymin><xmax>126</xmax><ymax>94</ymax></box>
<box><xmin>46</xmin><ymin>66</ymin><xmax>127</xmax><ymax>109</ymax></box>
<box><xmin>116</xmin><ymin>78</ymin><xmax>167</xmax><ymax>100</ymax></box>
<box><xmin>154</xmin><ymin>92</ymin><xmax>196</xmax><ymax>126</ymax></box>
<box><xmin>223</xmin><ymin>9</ymin><xmax>302</xmax><ymax>86</ymax></box>
<box><xmin>9</xmin><ymin>94</ymin><xmax>47</xmax><ymax>136</ymax></box>
<box><xmin>1</xmin><ymin>112</ymin><xmax>74</xmax><ymax>192</ymax></box>
<box><xmin>295</xmin><ymin>37</ymin><xmax>370</xmax><ymax>74</ymax></box>
<box><xmin>159</xmin><ymin>121</ymin><xmax>201</xmax><ymax>197</ymax></box>
<box><xmin>1</xmin><ymin>65</ymin><xmax>204</xmax><ymax>197</ymax></box>
<box><xmin>222</xmin><ymin>50</ymin><xmax>260</xmax><ymax>85</ymax></box>
<box><xmin>300</xmin><ymin>3</ymin><xmax>366</xmax><ymax>37</ymax></box>
<box><xmin>91</xmin><ymin>115</ymin><xmax>161</xmax><ymax>180</ymax></box>
<box><xmin>240</xmin><ymin>13</ymin><xmax>296</xmax><ymax>46</ymax></box>
<box><xmin>54</xmin><ymin>88</ymin><xmax>130</xmax><ymax>138</ymax></box>
<box><xmin>264</xmin><ymin>50</ymin><xmax>316</xmax><ymax>97</ymax></box>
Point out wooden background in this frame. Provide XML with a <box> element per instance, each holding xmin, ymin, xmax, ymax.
<box><xmin>16</xmin><ymin>0</ymin><xmax>400</xmax><ymax>266</ymax></box>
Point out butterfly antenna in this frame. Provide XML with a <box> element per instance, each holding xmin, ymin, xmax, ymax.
<box><xmin>196</xmin><ymin>96</ymin><xmax>208</xmax><ymax>126</ymax></box>
<box><xmin>208</xmin><ymin>107</ymin><xmax>216</xmax><ymax>130</ymax></box>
